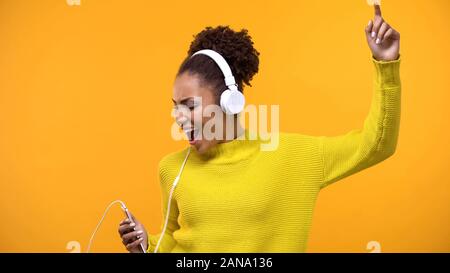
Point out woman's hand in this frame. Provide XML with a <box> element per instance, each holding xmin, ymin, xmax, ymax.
<box><xmin>366</xmin><ymin>4</ymin><xmax>400</xmax><ymax>61</ymax></box>
<box><xmin>118</xmin><ymin>212</ymin><xmax>148</xmax><ymax>253</ymax></box>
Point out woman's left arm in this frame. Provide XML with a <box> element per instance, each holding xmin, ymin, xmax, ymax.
<box><xmin>320</xmin><ymin>4</ymin><xmax>401</xmax><ymax>189</ymax></box>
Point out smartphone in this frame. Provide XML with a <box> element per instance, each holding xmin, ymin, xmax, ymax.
<box><xmin>123</xmin><ymin>208</ymin><xmax>146</xmax><ymax>253</ymax></box>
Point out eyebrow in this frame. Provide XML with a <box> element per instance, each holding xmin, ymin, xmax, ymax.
<box><xmin>172</xmin><ymin>97</ymin><xmax>194</xmax><ymax>105</ymax></box>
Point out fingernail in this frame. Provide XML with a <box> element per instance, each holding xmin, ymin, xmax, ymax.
<box><xmin>376</xmin><ymin>38</ymin><xmax>380</xmax><ymax>44</ymax></box>
<box><xmin>137</xmin><ymin>230</ymin><xmax>143</xmax><ymax>234</ymax></box>
<box><xmin>139</xmin><ymin>238</ymin><xmax>144</xmax><ymax>241</ymax></box>
<box><xmin>371</xmin><ymin>31</ymin><xmax>376</xmax><ymax>38</ymax></box>
<box><xmin>130</xmin><ymin>223</ymin><xmax>135</xmax><ymax>227</ymax></box>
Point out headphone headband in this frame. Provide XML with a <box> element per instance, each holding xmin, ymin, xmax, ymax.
<box><xmin>191</xmin><ymin>49</ymin><xmax>238</xmax><ymax>91</ymax></box>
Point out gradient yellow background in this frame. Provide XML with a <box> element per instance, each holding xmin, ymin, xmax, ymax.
<box><xmin>0</xmin><ymin>0</ymin><xmax>449</xmax><ymax>252</ymax></box>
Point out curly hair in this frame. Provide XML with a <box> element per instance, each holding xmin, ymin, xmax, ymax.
<box><xmin>177</xmin><ymin>25</ymin><xmax>260</xmax><ymax>102</ymax></box>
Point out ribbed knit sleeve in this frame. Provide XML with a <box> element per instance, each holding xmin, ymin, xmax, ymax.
<box><xmin>320</xmin><ymin>57</ymin><xmax>401</xmax><ymax>189</ymax></box>
<box><xmin>146</xmin><ymin>158</ymin><xmax>180</xmax><ymax>253</ymax></box>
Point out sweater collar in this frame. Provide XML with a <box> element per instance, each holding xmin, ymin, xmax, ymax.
<box><xmin>191</xmin><ymin>128</ymin><xmax>262</xmax><ymax>164</ymax></box>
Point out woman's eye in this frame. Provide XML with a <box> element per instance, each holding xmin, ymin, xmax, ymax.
<box><xmin>187</xmin><ymin>104</ymin><xmax>198</xmax><ymax>111</ymax></box>
<box><xmin>172</xmin><ymin>104</ymin><xmax>196</xmax><ymax>112</ymax></box>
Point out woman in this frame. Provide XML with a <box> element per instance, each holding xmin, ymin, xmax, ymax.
<box><xmin>118</xmin><ymin>4</ymin><xmax>401</xmax><ymax>253</ymax></box>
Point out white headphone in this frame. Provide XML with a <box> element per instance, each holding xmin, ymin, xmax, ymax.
<box><xmin>190</xmin><ymin>49</ymin><xmax>246</xmax><ymax>115</ymax></box>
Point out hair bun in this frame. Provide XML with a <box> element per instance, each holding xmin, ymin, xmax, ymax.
<box><xmin>187</xmin><ymin>25</ymin><xmax>260</xmax><ymax>89</ymax></box>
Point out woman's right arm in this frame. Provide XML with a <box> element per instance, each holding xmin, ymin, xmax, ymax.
<box><xmin>118</xmin><ymin>159</ymin><xmax>180</xmax><ymax>253</ymax></box>
<box><xmin>146</xmin><ymin>179</ymin><xmax>180</xmax><ymax>253</ymax></box>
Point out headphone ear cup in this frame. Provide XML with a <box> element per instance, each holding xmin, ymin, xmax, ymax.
<box><xmin>220</xmin><ymin>89</ymin><xmax>245</xmax><ymax>115</ymax></box>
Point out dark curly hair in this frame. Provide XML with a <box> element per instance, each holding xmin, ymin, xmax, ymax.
<box><xmin>177</xmin><ymin>25</ymin><xmax>260</xmax><ymax>103</ymax></box>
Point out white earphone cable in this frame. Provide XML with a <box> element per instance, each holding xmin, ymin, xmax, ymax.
<box><xmin>154</xmin><ymin>146</ymin><xmax>191</xmax><ymax>253</ymax></box>
<box><xmin>87</xmin><ymin>199</ymin><xmax>126</xmax><ymax>253</ymax></box>
<box><xmin>87</xmin><ymin>147</ymin><xmax>191</xmax><ymax>253</ymax></box>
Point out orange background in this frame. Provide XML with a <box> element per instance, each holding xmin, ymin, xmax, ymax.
<box><xmin>0</xmin><ymin>0</ymin><xmax>449</xmax><ymax>253</ymax></box>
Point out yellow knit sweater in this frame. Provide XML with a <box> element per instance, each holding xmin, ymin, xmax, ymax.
<box><xmin>148</xmin><ymin>57</ymin><xmax>401</xmax><ymax>253</ymax></box>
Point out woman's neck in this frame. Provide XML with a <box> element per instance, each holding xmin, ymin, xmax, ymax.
<box><xmin>219</xmin><ymin>116</ymin><xmax>245</xmax><ymax>144</ymax></box>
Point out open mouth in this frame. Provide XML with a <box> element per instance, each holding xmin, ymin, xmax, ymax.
<box><xmin>183</xmin><ymin>127</ymin><xmax>200</xmax><ymax>142</ymax></box>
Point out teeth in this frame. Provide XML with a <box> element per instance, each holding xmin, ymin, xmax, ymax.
<box><xmin>184</xmin><ymin>128</ymin><xmax>199</xmax><ymax>141</ymax></box>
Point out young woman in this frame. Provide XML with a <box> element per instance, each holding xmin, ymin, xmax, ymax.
<box><xmin>118</xmin><ymin>4</ymin><xmax>401</xmax><ymax>253</ymax></box>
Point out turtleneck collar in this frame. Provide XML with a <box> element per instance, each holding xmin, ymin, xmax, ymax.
<box><xmin>190</xmin><ymin>128</ymin><xmax>262</xmax><ymax>164</ymax></box>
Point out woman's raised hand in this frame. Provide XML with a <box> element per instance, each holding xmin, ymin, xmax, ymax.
<box><xmin>365</xmin><ymin>4</ymin><xmax>400</xmax><ymax>61</ymax></box>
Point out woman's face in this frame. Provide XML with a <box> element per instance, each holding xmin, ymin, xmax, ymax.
<box><xmin>172</xmin><ymin>72</ymin><xmax>225</xmax><ymax>154</ymax></box>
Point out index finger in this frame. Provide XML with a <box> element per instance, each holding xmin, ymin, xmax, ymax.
<box><xmin>120</xmin><ymin>218</ymin><xmax>131</xmax><ymax>226</ymax></box>
<box><xmin>374</xmin><ymin>4</ymin><xmax>382</xmax><ymax>17</ymax></box>
<box><xmin>118</xmin><ymin>223</ymin><xmax>136</xmax><ymax>235</ymax></box>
